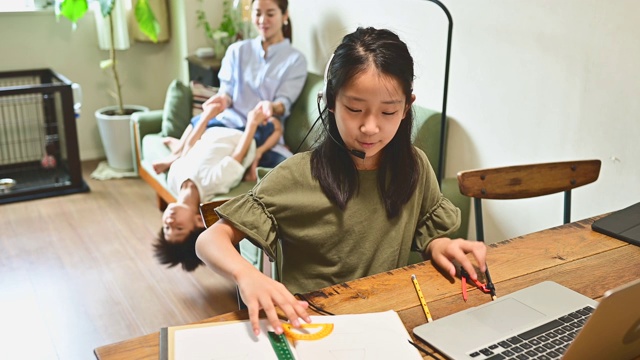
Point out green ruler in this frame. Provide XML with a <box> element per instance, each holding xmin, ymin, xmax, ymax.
<box><xmin>267</xmin><ymin>331</ymin><xmax>296</xmax><ymax>360</ymax></box>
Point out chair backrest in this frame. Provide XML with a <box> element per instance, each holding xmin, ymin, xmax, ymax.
<box><xmin>457</xmin><ymin>159</ymin><xmax>601</xmax><ymax>241</ymax></box>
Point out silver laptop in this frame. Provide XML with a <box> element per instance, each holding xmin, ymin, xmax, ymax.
<box><xmin>413</xmin><ymin>279</ymin><xmax>640</xmax><ymax>360</ymax></box>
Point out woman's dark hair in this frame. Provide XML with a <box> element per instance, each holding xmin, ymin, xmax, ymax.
<box><xmin>311</xmin><ymin>27</ymin><xmax>418</xmax><ymax>219</ymax></box>
<box><xmin>253</xmin><ymin>0</ymin><xmax>292</xmax><ymax>41</ymax></box>
<box><xmin>153</xmin><ymin>228</ymin><xmax>204</xmax><ymax>272</ymax></box>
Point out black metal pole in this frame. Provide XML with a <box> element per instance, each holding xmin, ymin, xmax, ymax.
<box><xmin>422</xmin><ymin>0</ymin><xmax>452</xmax><ymax>187</ymax></box>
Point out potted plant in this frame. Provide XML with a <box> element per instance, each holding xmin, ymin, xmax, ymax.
<box><xmin>57</xmin><ymin>0</ymin><xmax>161</xmax><ymax>170</ymax></box>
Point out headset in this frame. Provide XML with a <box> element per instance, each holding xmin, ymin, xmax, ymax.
<box><xmin>317</xmin><ymin>53</ymin><xmax>334</xmax><ymax>108</ymax></box>
<box><xmin>307</xmin><ymin>53</ymin><xmax>366</xmax><ymax>160</ymax></box>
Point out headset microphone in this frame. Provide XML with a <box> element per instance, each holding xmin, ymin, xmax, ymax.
<box><xmin>318</xmin><ymin>112</ymin><xmax>366</xmax><ymax>160</ymax></box>
<box><xmin>349</xmin><ymin>148</ymin><xmax>366</xmax><ymax>160</ymax></box>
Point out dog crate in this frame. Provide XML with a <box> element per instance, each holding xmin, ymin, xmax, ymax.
<box><xmin>0</xmin><ymin>69</ymin><xmax>89</xmax><ymax>204</ymax></box>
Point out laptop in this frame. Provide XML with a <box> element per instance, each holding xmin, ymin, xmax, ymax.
<box><xmin>592</xmin><ymin>202</ymin><xmax>640</xmax><ymax>246</ymax></box>
<box><xmin>413</xmin><ymin>279</ymin><xmax>640</xmax><ymax>360</ymax></box>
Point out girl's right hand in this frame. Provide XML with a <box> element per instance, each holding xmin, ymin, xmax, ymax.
<box><xmin>235</xmin><ymin>270</ymin><xmax>311</xmax><ymax>336</ymax></box>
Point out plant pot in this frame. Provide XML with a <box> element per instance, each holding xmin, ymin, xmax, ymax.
<box><xmin>95</xmin><ymin>105</ymin><xmax>149</xmax><ymax>171</ymax></box>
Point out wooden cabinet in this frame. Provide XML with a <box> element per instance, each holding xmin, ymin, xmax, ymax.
<box><xmin>186</xmin><ymin>55</ymin><xmax>222</xmax><ymax>87</ymax></box>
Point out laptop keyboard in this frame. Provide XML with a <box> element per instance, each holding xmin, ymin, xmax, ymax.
<box><xmin>468</xmin><ymin>305</ymin><xmax>595</xmax><ymax>360</ymax></box>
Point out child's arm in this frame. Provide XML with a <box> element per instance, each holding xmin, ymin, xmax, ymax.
<box><xmin>256</xmin><ymin>117</ymin><xmax>283</xmax><ymax>159</ymax></box>
<box><xmin>203</xmin><ymin>92</ymin><xmax>232</xmax><ymax>108</ymax></box>
<box><xmin>254</xmin><ymin>99</ymin><xmax>285</xmax><ymax>117</ymax></box>
<box><xmin>230</xmin><ymin>108</ymin><xmax>266</xmax><ymax>164</ymax></box>
<box><xmin>195</xmin><ymin>219</ymin><xmax>311</xmax><ymax>336</ymax></box>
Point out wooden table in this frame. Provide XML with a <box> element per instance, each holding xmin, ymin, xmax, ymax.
<box><xmin>94</xmin><ymin>216</ymin><xmax>640</xmax><ymax>359</ymax></box>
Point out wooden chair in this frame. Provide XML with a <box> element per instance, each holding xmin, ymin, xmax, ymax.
<box><xmin>457</xmin><ymin>159</ymin><xmax>602</xmax><ymax>242</ymax></box>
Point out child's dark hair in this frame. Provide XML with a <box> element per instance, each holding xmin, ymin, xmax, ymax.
<box><xmin>311</xmin><ymin>27</ymin><xmax>419</xmax><ymax>219</ymax></box>
<box><xmin>153</xmin><ymin>228</ymin><xmax>204</xmax><ymax>272</ymax></box>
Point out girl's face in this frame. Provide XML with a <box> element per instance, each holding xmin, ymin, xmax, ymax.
<box><xmin>162</xmin><ymin>203</ymin><xmax>197</xmax><ymax>243</ymax></box>
<box><xmin>252</xmin><ymin>0</ymin><xmax>287</xmax><ymax>45</ymax></box>
<box><xmin>333</xmin><ymin>66</ymin><xmax>414</xmax><ymax>170</ymax></box>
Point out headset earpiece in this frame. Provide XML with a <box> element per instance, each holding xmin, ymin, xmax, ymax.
<box><xmin>318</xmin><ymin>53</ymin><xmax>334</xmax><ymax>108</ymax></box>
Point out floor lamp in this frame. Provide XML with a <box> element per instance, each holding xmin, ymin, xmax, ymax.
<box><xmin>422</xmin><ymin>0</ymin><xmax>452</xmax><ymax>188</ymax></box>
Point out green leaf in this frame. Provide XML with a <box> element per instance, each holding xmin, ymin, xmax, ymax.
<box><xmin>135</xmin><ymin>0</ymin><xmax>160</xmax><ymax>43</ymax></box>
<box><xmin>58</xmin><ymin>0</ymin><xmax>89</xmax><ymax>23</ymax></box>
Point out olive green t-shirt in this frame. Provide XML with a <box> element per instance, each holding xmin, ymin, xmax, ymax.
<box><xmin>216</xmin><ymin>148</ymin><xmax>460</xmax><ymax>294</ymax></box>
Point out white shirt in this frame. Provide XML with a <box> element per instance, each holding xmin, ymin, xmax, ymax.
<box><xmin>167</xmin><ymin>127</ymin><xmax>256</xmax><ymax>201</ymax></box>
<box><xmin>216</xmin><ymin>36</ymin><xmax>308</xmax><ymax>128</ymax></box>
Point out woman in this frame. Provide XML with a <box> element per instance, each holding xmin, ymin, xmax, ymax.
<box><xmin>153</xmin><ymin>0</ymin><xmax>307</xmax><ymax>176</ymax></box>
<box><xmin>195</xmin><ymin>27</ymin><xmax>488</xmax><ymax>335</ymax></box>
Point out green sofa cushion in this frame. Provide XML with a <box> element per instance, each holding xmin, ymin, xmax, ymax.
<box><xmin>161</xmin><ymin>80</ymin><xmax>192</xmax><ymax>138</ymax></box>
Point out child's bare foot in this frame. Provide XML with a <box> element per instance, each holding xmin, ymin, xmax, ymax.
<box><xmin>243</xmin><ymin>162</ymin><xmax>258</xmax><ymax>182</ymax></box>
<box><xmin>162</xmin><ymin>137</ymin><xmax>181</xmax><ymax>153</ymax></box>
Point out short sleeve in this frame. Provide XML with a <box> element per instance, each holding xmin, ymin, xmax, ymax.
<box><xmin>412</xmin><ymin>150</ymin><xmax>461</xmax><ymax>253</ymax></box>
<box><xmin>215</xmin><ymin>189</ymin><xmax>280</xmax><ymax>261</ymax></box>
<box><xmin>413</xmin><ymin>195</ymin><xmax>461</xmax><ymax>252</ymax></box>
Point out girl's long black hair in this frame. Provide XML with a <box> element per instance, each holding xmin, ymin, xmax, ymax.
<box><xmin>311</xmin><ymin>27</ymin><xmax>419</xmax><ymax>219</ymax></box>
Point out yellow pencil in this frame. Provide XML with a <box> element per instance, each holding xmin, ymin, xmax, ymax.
<box><xmin>411</xmin><ymin>274</ymin><xmax>433</xmax><ymax>322</ymax></box>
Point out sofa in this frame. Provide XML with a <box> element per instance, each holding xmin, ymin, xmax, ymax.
<box><xmin>132</xmin><ymin>73</ymin><xmax>470</xmax><ymax>252</ymax></box>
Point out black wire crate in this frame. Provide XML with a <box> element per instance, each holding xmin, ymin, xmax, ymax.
<box><xmin>0</xmin><ymin>69</ymin><xmax>89</xmax><ymax>204</ymax></box>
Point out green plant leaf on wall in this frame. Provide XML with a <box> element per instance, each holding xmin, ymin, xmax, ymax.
<box><xmin>58</xmin><ymin>0</ymin><xmax>89</xmax><ymax>23</ymax></box>
<box><xmin>57</xmin><ymin>0</ymin><xmax>158</xmax><ymax>43</ymax></box>
<box><xmin>135</xmin><ymin>0</ymin><xmax>159</xmax><ymax>43</ymax></box>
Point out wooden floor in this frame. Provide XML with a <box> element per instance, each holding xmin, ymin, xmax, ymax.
<box><xmin>0</xmin><ymin>160</ymin><xmax>238</xmax><ymax>360</ymax></box>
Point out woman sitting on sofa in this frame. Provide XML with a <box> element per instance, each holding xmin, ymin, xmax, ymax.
<box><xmin>152</xmin><ymin>0</ymin><xmax>307</xmax><ymax>177</ymax></box>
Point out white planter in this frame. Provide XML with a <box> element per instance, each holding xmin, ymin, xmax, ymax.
<box><xmin>95</xmin><ymin>105</ymin><xmax>149</xmax><ymax>171</ymax></box>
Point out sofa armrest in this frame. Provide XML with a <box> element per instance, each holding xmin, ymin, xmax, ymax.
<box><xmin>131</xmin><ymin>110</ymin><xmax>163</xmax><ymax>174</ymax></box>
<box><xmin>131</xmin><ymin>109</ymin><xmax>163</xmax><ymax>139</ymax></box>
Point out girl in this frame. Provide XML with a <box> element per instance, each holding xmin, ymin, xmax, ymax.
<box><xmin>196</xmin><ymin>27</ymin><xmax>487</xmax><ymax>335</ymax></box>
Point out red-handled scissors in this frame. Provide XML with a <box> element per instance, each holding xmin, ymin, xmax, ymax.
<box><xmin>460</xmin><ymin>268</ymin><xmax>493</xmax><ymax>302</ymax></box>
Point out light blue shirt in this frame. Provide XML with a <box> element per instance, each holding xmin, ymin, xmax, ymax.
<box><xmin>215</xmin><ymin>37</ymin><xmax>308</xmax><ymax>129</ymax></box>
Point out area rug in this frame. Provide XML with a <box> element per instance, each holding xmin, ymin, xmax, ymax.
<box><xmin>90</xmin><ymin>161</ymin><xmax>138</xmax><ymax>180</ymax></box>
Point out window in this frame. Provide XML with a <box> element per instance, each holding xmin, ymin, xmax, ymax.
<box><xmin>0</xmin><ymin>0</ymin><xmax>51</xmax><ymax>12</ymax></box>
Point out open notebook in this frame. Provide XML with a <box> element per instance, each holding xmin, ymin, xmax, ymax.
<box><xmin>160</xmin><ymin>310</ymin><xmax>421</xmax><ymax>360</ymax></box>
<box><xmin>413</xmin><ymin>279</ymin><xmax>640</xmax><ymax>360</ymax></box>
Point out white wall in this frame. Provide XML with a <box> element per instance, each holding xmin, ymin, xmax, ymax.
<box><xmin>289</xmin><ymin>0</ymin><xmax>640</xmax><ymax>242</ymax></box>
<box><xmin>2</xmin><ymin>1</ymin><xmax>637</xmax><ymax>242</ymax></box>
